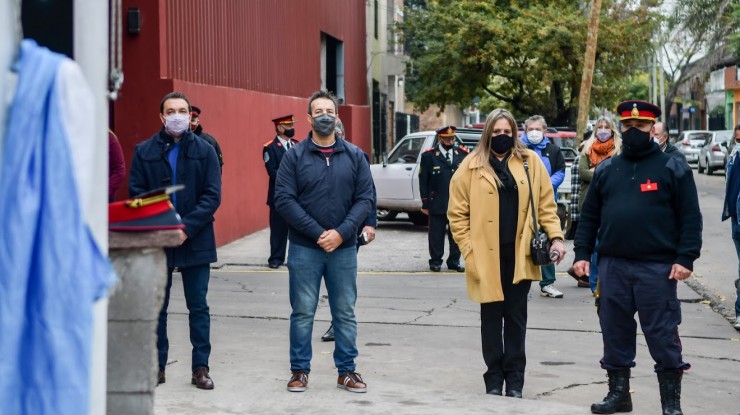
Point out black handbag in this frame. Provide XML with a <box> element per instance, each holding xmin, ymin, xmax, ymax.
<box><xmin>523</xmin><ymin>161</ymin><xmax>552</xmax><ymax>266</ymax></box>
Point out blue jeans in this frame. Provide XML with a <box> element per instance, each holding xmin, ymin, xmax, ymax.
<box><xmin>732</xmin><ymin>220</ymin><xmax>740</xmax><ymax>317</ymax></box>
<box><xmin>288</xmin><ymin>243</ymin><xmax>358</xmax><ymax>375</ymax></box>
<box><xmin>539</xmin><ymin>264</ymin><xmax>556</xmax><ymax>288</ymax></box>
<box><xmin>157</xmin><ymin>264</ymin><xmax>211</xmax><ymax>372</ymax></box>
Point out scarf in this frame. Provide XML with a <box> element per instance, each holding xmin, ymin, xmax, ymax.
<box><xmin>588</xmin><ymin>138</ymin><xmax>615</xmax><ymax>167</ymax></box>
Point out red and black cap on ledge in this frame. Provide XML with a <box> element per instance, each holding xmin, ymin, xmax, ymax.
<box><xmin>272</xmin><ymin>114</ymin><xmax>295</xmax><ymax>126</ymax></box>
<box><xmin>617</xmin><ymin>100</ymin><xmax>661</xmax><ymax>122</ymax></box>
<box><xmin>436</xmin><ymin>126</ymin><xmax>457</xmax><ymax>137</ymax></box>
<box><xmin>109</xmin><ymin>185</ymin><xmax>185</xmax><ymax>232</ymax></box>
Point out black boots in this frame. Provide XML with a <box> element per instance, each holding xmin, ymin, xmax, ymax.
<box><xmin>591</xmin><ymin>369</ymin><xmax>633</xmax><ymax>414</ymax></box>
<box><xmin>657</xmin><ymin>371</ymin><xmax>683</xmax><ymax>415</ymax></box>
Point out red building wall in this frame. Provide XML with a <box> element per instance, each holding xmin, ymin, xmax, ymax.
<box><xmin>114</xmin><ymin>0</ymin><xmax>369</xmax><ymax>245</ymax></box>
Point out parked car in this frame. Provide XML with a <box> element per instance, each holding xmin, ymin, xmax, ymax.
<box><xmin>371</xmin><ymin>128</ymin><xmax>482</xmax><ymax>225</ymax></box>
<box><xmin>697</xmin><ymin>130</ymin><xmax>733</xmax><ymax>175</ymax></box>
<box><xmin>676</xmin><ymin>130</ymin><xmax>712</xmax><ymax>164</ymax></box>
<box><xmin>372</xmin><ymin>129</ymin><xmax>573</xmax><ymax>229</ymax></box>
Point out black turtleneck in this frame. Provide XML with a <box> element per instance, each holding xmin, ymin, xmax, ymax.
<box><xmin>574</xmin><ymin>142</ymin><xmax>702</xmax><ymax>270</ymax></box>
<box><xmin>489</xmin><ymin>154</ymin><xmax>518</xmax><ymax>245</ymax></box>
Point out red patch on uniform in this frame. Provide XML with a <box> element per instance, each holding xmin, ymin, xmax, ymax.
<box><xmin>640</xmin><ymin>179</ymin><xmax>658</xmax><ymax>192</ymax></box>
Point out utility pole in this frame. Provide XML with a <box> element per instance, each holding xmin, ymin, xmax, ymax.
<box><xmin>576</xmin><ymin>0</ymin><xmax>602</xmax><ymax>147</ymax></box>
<box><xmin>659</xmin><ymin>47</ymin><xmax>666</xmax><ymax>123</ymax></box>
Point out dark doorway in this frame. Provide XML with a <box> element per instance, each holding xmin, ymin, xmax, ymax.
<box><xmin>22</xmin><ymin>0</ymin><xmax>74</xmax><ymax>58</ymax></box>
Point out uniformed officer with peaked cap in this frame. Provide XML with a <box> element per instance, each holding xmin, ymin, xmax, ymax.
<box><xmin>264</xmin><ymin>114</ymin><xmax>299</xmax><ymax>268</ymax></box>
<box><xmin>573</xmin><ymin>99</ymin><xmax>702</xmax><ymax>415</ymax></box>
<box><xmin>419</xmin><ymin>126</ymin><xmax>469</xmax><ymax>272</ymax></box>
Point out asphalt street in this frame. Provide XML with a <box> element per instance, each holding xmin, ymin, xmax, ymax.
<box><xmin>153</xmin><ymin>169</ymin><xmax>740</xmax><ymax>415</ymax></box>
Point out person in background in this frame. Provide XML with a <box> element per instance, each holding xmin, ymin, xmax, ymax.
<box><xmin>573</xmin><ymin>100</ymin><xmax>701</xmax><ymax>415</ymax></box>
<box><xmin>522</xmin><ymin>115</ymin><xmax>565</xmax><ymax>299</ymax></box>
<box><xmin>419</xmin><ymin>126</ymin><xmax>469</xmax><ymax>272</ymax></box>
<box><xmin>129</xmin><ymin>92</ymin><xmax>221</xmax><ymax>390</ymax></box>
<box><xmin>108</xmin><ymin>129</ymin><xmax>125</xmax><ymax>202</ymax></box>
<box><xmin>263</xmin><ymin>115</ymin><xmax>299</xmax><ymax>269</ymax></box>
<box><xmin>566</xmin><ymin>135</ymin><xmax>589</xmax><ymax>287</ymax></box>
<box><xmin>651</xmin><ymin>121</ymin><xmax>686</xmax><ymax>163</ymax></box>
<box><xmin>576</xmin><ymin>116</ymin><xmax>622</xmax><ymax>292</ymax></box>
<box><xmin>320</xmin><ymin>118</ymin><xmax>377</xmax><ymax>342</ymax></box>
<box><xmin>190</xmin><ymin>105</ymin><xmax>224</xmax><ymax>172</ymax></box>
<box><xmin>722</xmin><ymin>124</ymin><xmax>740</xmax><ymax>331</ymax></box>
<box><xmin>275</xmin><ymin>90</ymin><xmax>374</xmax><ymax>394</ymax></box>
<box><xmin>448</xmin><ymin>108</ymin><xmax>565</xmax><ymax>398</ymax></box>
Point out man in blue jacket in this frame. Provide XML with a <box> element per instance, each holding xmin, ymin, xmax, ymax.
<box><xmin>129</xmin><ymin>92</ymin><xmax>222</xmax><ymax>390</ymax></box>
<box><xmin>275</xmin><ymin>90</ymin><xmax>374</xmax><ymax>394</ymax></box>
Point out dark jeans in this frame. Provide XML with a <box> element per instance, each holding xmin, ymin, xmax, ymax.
<box><xmin>481</xmin><ymin>243</ymin><xmax>532</xmax><ymax>393</ymax></box>
<box><xmin>732</xmin><ymin>219</ymin><xmax>740</xmax><ymax>317</ymax></box>
<box><xmin>157</xmin><ymin>264</ymin><xmax>211</xmax><ymax>373</ymax></box>
<box><xmin>428</xmin><ymin>214</ymin><xmax>461</xmax><ymax>267</ymax></box>
<box><xmin>598</xmin><ymin>256</ymin><xmax>689</xmax><ymax>373</ymax></box>
<box><xmin>269</xmin><ymin>207</ymin><xmax>289</xmax><ymax>266</ymax></box>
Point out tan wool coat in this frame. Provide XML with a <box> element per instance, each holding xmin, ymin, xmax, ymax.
<box><xmin>447</xmin><ymin>150</ymin><xmax>564</xmax><ymax>303</ymax></box>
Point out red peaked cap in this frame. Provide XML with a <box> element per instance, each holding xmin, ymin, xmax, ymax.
<box><xmin>617</xmin><ymin>100</ymin><xmax>661</xmax><ymax>121</ymax></box>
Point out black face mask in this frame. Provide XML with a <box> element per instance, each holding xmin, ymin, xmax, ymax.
<box><xmin>621</xmin><ymin>127</ymin><xmax>651</xmax><ymax>149</ymax></box>
<box><xmin>283</xmin><ymin>128</ymin><xmax>295</xmax><ymax>138</ymax></box>
<box><xmin>491</xmin><ymin>134</ymin><xmax>514</xmax><ymax>154</ymax></box>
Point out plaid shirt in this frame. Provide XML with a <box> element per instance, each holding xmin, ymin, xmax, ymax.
<box><xmin>570</xmin><ymin>155</ymin><xmax>581</xmax><ymax>222</ymax></box>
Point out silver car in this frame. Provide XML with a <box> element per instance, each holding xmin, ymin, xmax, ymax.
<box><xmin>676</xmin><ymin>130</ymin><xmax>712</xmax><ymax>164</ymax></box>
<box><xmin>698</xmin><ymin>130</ymin><xmax>733</xmax><ymax>175</ymax></box>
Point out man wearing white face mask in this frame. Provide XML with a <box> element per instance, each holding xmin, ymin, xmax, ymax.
<box><xmin>523</xmin><ymin>115</ymin><xmax>566</xmax><ymax>298</ymax></box>
<box><xmin>651</xmin><ymin>121</ymin><xmax>686</xmax><ymax>163</ymax></box>
<box><xmin>129</xmin><ymin>91</ymin><xmax>222</xmax><ymax>390</ymax></box>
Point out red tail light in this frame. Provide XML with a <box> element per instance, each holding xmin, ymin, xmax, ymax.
<box><xmin>682</xmin><ymin>140</ymin><xmax>690</xmax><ymax>146</ymax></box>
<box><xmin>712</xmin><ymin>144</ymin><xmax>720</xmax><ymax>152</ymax></box>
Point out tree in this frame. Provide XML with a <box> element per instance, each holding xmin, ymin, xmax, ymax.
<box><xmin>663</xmin><ymin>0</ymin><xmax>738</xmax><ymax>111</ymax></box>
<box><xmin>400</xmin><ymin>0</ymin><xmax>660</xmax><ymax>126</ymax></box>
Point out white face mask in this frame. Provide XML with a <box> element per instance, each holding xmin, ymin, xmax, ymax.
<box><xmin>652</xmin><ymin>136</ymin><xmax>661</xmax><ymax>144</ymax></box>
<box><xmin>164</xmin><ymin>113</ymin><xmax>190</xmax><ymax>136</ymax></box>
<box><xmin>527</xmin><ymin>130</ymin><xmax>544</xmax><ymax>145</ymax></box>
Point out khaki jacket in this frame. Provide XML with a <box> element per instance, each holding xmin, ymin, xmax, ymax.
<box><xmin>447</xmin><ymin>150</ymin><xmax>563</xmax><ymax>303</ymax></box>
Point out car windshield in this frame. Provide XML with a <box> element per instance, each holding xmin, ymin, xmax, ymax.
<box><xmin>715</xmin><ymin>131</ymin><xmax>733</xmax><ymax>143</ymax></box>
<box><xmin>688</xmin><ymin>132</ymin><xmax>711</xmax><ymax>143</ymax></box>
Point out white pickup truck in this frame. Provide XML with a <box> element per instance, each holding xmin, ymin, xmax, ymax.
<box><xmin>371</xmin><ymin>129</ymin><xmax>575</xmax><ymax>228</ymax></box>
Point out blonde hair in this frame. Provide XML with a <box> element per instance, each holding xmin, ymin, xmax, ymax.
<box><xmin>470</xmin><ymin>108</ymin><xmax>529</xmax><ymax>186</ymax></box>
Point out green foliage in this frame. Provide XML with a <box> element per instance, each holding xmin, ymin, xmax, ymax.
<box><xmin>400</xmin><ymin>0</ymin><xmax>660</xmax><ymax>125</ymax></box>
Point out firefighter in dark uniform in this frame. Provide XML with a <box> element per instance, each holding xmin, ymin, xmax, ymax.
<box><xmin>263</xmin><ymin>115</ymin><xmax>299</xmax><ymax>268</ymax></box>
<box><xmin>573</xmin><ymin>100</ymin><xmax>702</xmax><ymax>415</ymax></box>
<box><xmin>419</xmin><ymin>126</ymin><xmax>469</xmax><ymax>272</ymax></box>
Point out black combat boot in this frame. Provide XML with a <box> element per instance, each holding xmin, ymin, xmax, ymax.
<box><xmin>591</xmin><ymin>368</ymin><xmax>632</xmax><ymax>414</ymax></box>
<box><xmin>657</xmin><ymin>370</ymin><xmax>683</xmax><ymax>415</ymax></box>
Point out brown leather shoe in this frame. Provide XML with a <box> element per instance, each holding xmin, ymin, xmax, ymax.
<box><xmin>157</xmin><ymin>370</ymin><xmax>166</xmax><ymax>385</ymax></box>
<box><xmin>337</xmin><ymin>372</ymin><xmax>367</xmax><ymax>393</ymax></box>
<box><xmin>287</xmin><ymin>371</ymin><xmax>308</xmax><ymax>392</ymax></box>
<box><xmin>191</xmin><ymin>367</ymin><xmax>214</xmax><ymax>390</ymax></box>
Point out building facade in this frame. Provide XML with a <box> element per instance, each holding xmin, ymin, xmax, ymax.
<box><xmin>114</xmin><ymin>0</ymin><xmax>370</xmax><ymax>245</ymax></box>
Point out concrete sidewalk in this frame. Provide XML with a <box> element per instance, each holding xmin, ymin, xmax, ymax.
<box><xmin>154</xmin><ymin>220</ymin><xmax>740</xmax><ymax>415</ymax></box>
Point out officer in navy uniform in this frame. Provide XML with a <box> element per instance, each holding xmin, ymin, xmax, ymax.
<box><xmin>419</xmin><ymin>126</ymin><xmax>469</xmax><ymax>272</ymax></box>
<box><xmin>263</xmin><ymin>115</ymin><xmax>299</xmax><ymax>268</ymax></box>
<box><xmin>573</xmin><ymin>100</ymin><xmax>702</xmax><ymax>415</ymax></box>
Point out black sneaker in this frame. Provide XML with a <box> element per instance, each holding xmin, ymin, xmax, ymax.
<box><xmin>321</xmin><ymin>325</ymin><xmax>335</xmax><ymax>342</ymax></box>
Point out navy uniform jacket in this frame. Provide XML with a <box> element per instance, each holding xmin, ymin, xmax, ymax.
<box><xmin>274</xmin><ymin>133</ymin><xmax>374</xmax><ymax>250</ymax></box>
<box><xmin>264</xmin><ymin>136</ymin><xmax>300</xmax><ymax>206</ymax></box>
<box><xmin>419</xmin><ymin>144</ymin><xmax>469</xmax><ymax>215</ymax></box>
<box><xmin>129</xmin><ymin>128</ymin><xmax>222</xmax><ymax>268</ymax></box>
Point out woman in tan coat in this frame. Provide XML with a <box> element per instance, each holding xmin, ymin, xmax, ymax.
<box><xmin>448</xmin><ymin>109</ymin><xmax>565</xmax><ymax>398</ymax></box>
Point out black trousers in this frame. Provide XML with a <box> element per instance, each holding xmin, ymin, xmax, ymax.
<box><xmin>268</xmin><ymin>207</ymin><xmax>289</xmax><ymax>266</ymax></box>
<box><xmin>598</xmin><ymin>256</ymin><xmax>689</xmax><ymax>373</ymax></box>
<box><xmin>428</xmin><ymin>214</ymin><xmax>461</xmax><ymax>267</ymax></box>
<box><xmin>480</xmin><ymin>243</ymin><xmax>531</xmax><ymax>393</ymax></box>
